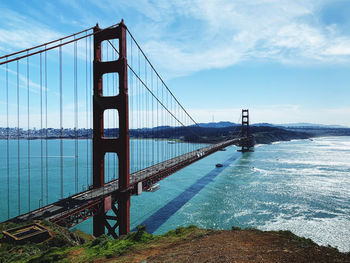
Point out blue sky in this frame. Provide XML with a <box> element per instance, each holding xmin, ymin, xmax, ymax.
<box><xmin>0</xmin><ymin>0</ymin><xmax>350</xmax><ymax>126</ymax></box>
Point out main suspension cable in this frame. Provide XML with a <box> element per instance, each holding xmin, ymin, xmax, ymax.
<box><xmin>107</xmin><ymin>40</ymin><xmax>201</xmax><ymax>139</ymax></box>
<box><xmin>126</xmin><ymin>29</ymin><xmax>200</xmax><ymax>128</ymax></box>
<box><xmin>0</xmin><ymin>23</ymin><xmax>121</xmax><ymax>66</ymax></box>
<box><xmin>0</xmin><ymin>26</ymin><xmax>94</xmax><ymax>60</ymax></box>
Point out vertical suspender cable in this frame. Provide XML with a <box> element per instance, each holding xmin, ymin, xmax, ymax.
<box><xmin>146</xmin><ymin>64</ymin><xmax>149</xmax><ymax>166</ymax></box>
<box><xmin>138</xmin><ymin>51</ymin><xmax>140</xmax><ymax>170</ymax></box>
<box><xmin>17</xmin><ymin>60</ymin><xmax>20</xmax><ymax>215</ymax></box>
<box><xmin>111</xmin><ymin>42</ymin><xmax>114</xmax><ymax>177</ymax></box>
<box><xmin>177</xmin><ymin>101</ymin><xmax>178</xmax><ymax>155</ymax></box>
<box><xmin>175</xmin><ymin>100</ymin><xmax>177</xmax><ymax>157</ymax></box>
<box><xmin>142</xmin><ymin>52</ymin><xmax>144</xmax><ymax>168</ymax></box>
<box><xmin>135</xmin><ymin>52</ymin><xmax>138</xmax><ymax>170</ymax></box>
<box><xmin>74</xmin><ymin>39</ymin><xmax>78</xmax><ymax>193</ymax></box>
<box><xmin>27</xmin><ymin>53</ymin><xmax>31</xmax><ymax>211</ymax></box>
<box><xmin>173</xmin><ymin>98</ymin><xmax>174</xmax><ymax>158</ymax></box>
<box><xmin>117</xmin><ymin>39</ymin><xmax>119</xmax><ymax>176</ymax></box>
<box><xmin>170</xmin><ymin>92</ymin><xmax>171</xmax><ymax>157</ymax></box>
<box><xmin>143</xmin><ymin>58</ymin><xmax>146</xmax><ymax>167</ymax></box>
<box><xmin>178</xmin><ymin>105</ymin><xmax>180</xmax><ymax>155</ymax></box>
<box><xmin>45</xmin><ymin>47</ymin><xmax>48</xmax><ymax>204</ymax></box>
<box><xmin>89</xmin><ymin>35</ymin><xmax>93</xmax><ymax>187</ymax></box>
<box><xmin>144</xmin><ymin>58</ymin><xmax>147</xmax><ymax>167</ymax></box>
<box><xmin>113</xmin><ymin>40</ymin><xmax>116</xmax><ymax>178</ymax></box>
<box><xmin>174</xmin><ymin>99</ymin><xmax>176</xmax><ymax>157</ymax></box>
<box><xmin>182</xmin><ymin>110</ymin><xmax>184</xmax><ymax>155</ymax></box>
<box><xmin>6</xmin><ymin>59</ymin><xmax>10</xmax><ymax>218</ymax></box>
<box><xmin>147</xmin><ymin>74</ymin><xmax>149</xmax><ymax>166</ymax></box>
<box><xmin>142</xmin><ymin>58</ymin><xmax>145</xmax><ymax>167</ymax></box>
<box><xmin>106</xmin><ymin>43</ymin><xmax>110</xmax><ymax>182</ymax></box>
<box><xmin>187</xmin><ymin>115</ymin><xmax>189</xmax><ymax>155</ymax></box>
<box><xmin>59</xmin><ymin>43</ymin><xmax>63</xmax><ymax>199</ymax></box>
<box><xmin>156</xmin><ymin>77</ymin><xmax>159</xmax><ymax>164</ymax></box>
<box><xmin>129</xmin><ymin>37</ymin><xmax>132</xmax><ymax>173</ymax></box>
<box><xmin>135</xmin><ymin>45</ymin><xmax>138</xmax><ymax>170</ymax></box>
<box><xmin>168</xmin><ymin>89</ymin><xmax>170</xmax><ymax>159</ymax></box>
<box><xmin>177</xmin><ymin>103</ymin><xmax>179</xmax><ymax>156</ymax></box>
<box><xmin>161</xmin><ymin>82</ymin><xmax>163</xmax><ymax>162</ymax></box>
<box><xmin>175</xmin><ymin>100</ymin><xmax>177</xmax><ymax>156</ymax></box>
<box><xmin>166</xmin><ymin>88</ymin><xmax>168</xmax><ymax>160</ymax></box>
<box><xmin>171</xmin><ymin>97</ymin><xmax>173</xmax><ymax>158</ymax></box>
<box><xmin>113</xmin><ymin>41</ymin><xmax>116</xmax><ymax>179</ymax></box>
<box><xmin>151</xmin><ymin>69</ymin><xmax>154</xmax><ymax>166</ymax></box>
<box><xmin>130</xmin><ymin>36</ymin><xmax>133</xmax><ymax>173</ymax></box>
<box><xmin>40</xmin><ymin>53</ymin><xmax>43</xmax><ymax>205</ymax></box>
<box><xmin>172</xmin><ymin>98</ymin><xmax>174</xmax><ymax>158</ymax></box>
<box><xmin>138</xmin><ymin>48</ymin><xmax>140</xmax><ymax>169</ymax></box>
<box><xmin>85</xmin><ymin>33</ymin><xmax>89</xmax><ymax>188</ymax></box>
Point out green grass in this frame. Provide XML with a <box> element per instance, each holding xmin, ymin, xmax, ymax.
<box><xmin>0</xmin><ymin>220</ymin><xmax>87</xmax><ymax>263</ymax></box>
<box><xmin>0</xmin><ymin>224</ymin><xmax>156</xmax><ymax>263</ymax></box>
<box><xmin>163</xmin><ymin>225</ymin><xmax>198</xmax><ymax>238</ymax></box>
<box><xmin>83</xmin><ymin>225</ymin><xmax>154</xmax><ymax>258</ymax></box>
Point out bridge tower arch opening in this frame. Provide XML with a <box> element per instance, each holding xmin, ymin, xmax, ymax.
<box><xmin>93</xmin><ymin>20</ymin><xmax>130</xmax><ymax>237</ymax></box>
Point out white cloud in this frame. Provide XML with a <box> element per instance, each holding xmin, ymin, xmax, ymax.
<box><xmin>3</xmin><ymin>1</ymin><xmax>349</xmax><ymax>79</ymax></box>
<box><xmin>0</xmin><ymin>8</ymin><xmax>63</xmax><ymax>55</ymax></box>
<box><xmin>122</xmin><ymin>0</ymin><xmax>350</xmax><ymax>78</ymax></box>
<box><xmin>324</xmin><ymin>38</ymin><xmax>350</xmax><ymax>55</ymax></box>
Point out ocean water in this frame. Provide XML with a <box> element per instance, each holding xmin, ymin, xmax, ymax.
<box><xmin>131</xmin><ymin>136</ymin><xmax>350</xmax><ymax>252</ymax></box>
<box><xmin>1</xmin><ymin>137</ymin><xmax>349</xmax><ymax>252</ymax></box>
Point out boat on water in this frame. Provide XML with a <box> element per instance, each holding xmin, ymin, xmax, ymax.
<box><xmin>146</xmin><ymin>184</ymin><xmax>160</xmax><ymax>192</ymax></box>
<box><xmin>167</xmin><ymin>141</ymin><xmax>176</xmax><ymax>144</ymax></box>
<box><xmin>216</xmin><ymin>163</ymin><xmax>223</xmax><ymax>168</ymax></box>
<box><xmin>219</xmin><ymin>148</ymin><xmax>226</xmax><ymax>151</ymax></box>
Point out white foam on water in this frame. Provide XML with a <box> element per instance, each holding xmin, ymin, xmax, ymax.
<box><xmin>269</xmin><ymin>158</ymin><xmax>349</xmax><ymax>166</ymax></box>
<box><xmin>239</xmin><ymin>137</ymin><xmax>350</xmax><ymax>252</ymax></box>
<box><xmin>259</xmin><ymin>215</ymin><xmax>350</xmax><ymax>252</ymax></box>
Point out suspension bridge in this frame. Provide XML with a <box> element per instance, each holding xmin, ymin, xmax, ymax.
<box><xmin>0</xmin><ymin>20</ymin><xmax>253</xmax><ymax>237</ymax></box>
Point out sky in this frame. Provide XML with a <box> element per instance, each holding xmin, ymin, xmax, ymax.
<box><xmin>0</xmin><ymin>0</ymin><xmax>350</xmax><ymax>126</ymax></box>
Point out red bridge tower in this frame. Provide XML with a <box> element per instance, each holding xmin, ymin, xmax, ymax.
<box><xmin>93</xmin><ymin>20</ymin><xmax>130</xmax><ymax>237</ymax></box>
<box><xmin>238</xmin><ymin>109</ymin><xmax>253</xmax><ymax>152</ymax></box>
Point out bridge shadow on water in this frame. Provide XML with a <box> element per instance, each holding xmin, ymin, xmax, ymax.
<box><xmin>136</xmin><ymin>152</ymin><xmax>242</xmax><ymax>234</ymax></box>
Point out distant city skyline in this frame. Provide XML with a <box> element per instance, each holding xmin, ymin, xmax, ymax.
<box><xmin>0</xmin><ymin>1</ymin><xmax>349</xmax><ymax>126</ymax></box>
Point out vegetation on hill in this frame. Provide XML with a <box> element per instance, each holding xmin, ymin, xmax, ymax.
<box><xmin>0</xmin><ymin>221</ymin><xmax>349</xmax><ymax>262</ymax></box>
<box><xmin>251</xmin><ymin>126</ymin><xmax>311</xmax><ymax>144</ymax></box>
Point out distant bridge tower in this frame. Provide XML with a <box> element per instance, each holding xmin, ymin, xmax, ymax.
<box><xmin>93</xmin><ymin>20</ymin><xmax>130</xmax><ymax>237</ymax></box>
<box><xmin>238</xmin><ymin>109</ymin><xmax>253</xmax><ymax>152</ymax></box>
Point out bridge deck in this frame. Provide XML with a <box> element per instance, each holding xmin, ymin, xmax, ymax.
<box><xmin>10</xmin><ymin>138</ymin><xmax>245</xmax><ymax>227</ymax></box>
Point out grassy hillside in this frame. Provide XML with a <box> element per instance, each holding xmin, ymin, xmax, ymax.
<box><xmin>1</xmin><ymin>221</ymin><xmax>349</xmax><ymax>262</ymax></box>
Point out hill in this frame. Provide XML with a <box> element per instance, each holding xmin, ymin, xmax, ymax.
<box><xmin>0</xmin><ymin>222</ymin><xmax>349</xmax><ymax>262</ymax></box>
